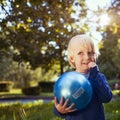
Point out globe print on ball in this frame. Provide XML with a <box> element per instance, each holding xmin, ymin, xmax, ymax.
<box><xmin>54</xmin><ymin>71</ymin><xmax>93</xmax><ymax>111</ymax></box>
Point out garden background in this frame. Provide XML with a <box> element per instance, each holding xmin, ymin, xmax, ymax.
<box><xmin>0</xmin><ymin>0</ymin><xmax>120</xmax><ymax>120</ymax></box>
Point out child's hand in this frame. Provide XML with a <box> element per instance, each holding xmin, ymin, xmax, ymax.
<box><xmin>88</xmin><ymin>62</ymin><xmax>97</xmax><ymax>69</ymax></box>
<box><xmin>54</xmin><ymin>97</ymin><xmax>77</xmax><ymax>114</ymax></box>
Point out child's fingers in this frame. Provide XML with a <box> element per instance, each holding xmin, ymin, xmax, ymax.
<box><xmin>63</xmin><ymin>98</ymin><xmax>69</xmax><ymax>108</ymax></box>
<box><xmin>69</xmin><ymin>108</ymin><xmax>77</xmax><ymax>113</ymax></box>
<box><xmin>65</xmin><ymin>103</ymin><xmax>74</xmax><ymax>110</ymax></box>
<box><xmin>54</xmin><ymin>97</ymin><xmax>76</xmax><ymax>114</ymax></box>
<box><xmin>65</xmin><ymin>103</ymin><xmax>77</xmax><ymax>113</ymax></box>
<box><xmin>88</xmin><ymin>62</ymin><xmax>96</xmax><ymax>68</ymax></box>
<box><xmin>59</xmin><ymin>97</ymin><xmax>64</xmax><ymax>106</ymax></box>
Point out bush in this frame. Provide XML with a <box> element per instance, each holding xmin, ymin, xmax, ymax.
<box><xmin>22</xmin><ymin>86</ymin><xmax>41</xmax><ymax>95</ymax></box>
<box><xmin>39</xmin><ymin>82</ymin><xmax>55</xmax><ymax>92</ymax></box>
<box><xmin>0</xmin><ymin>81</ymin><xmax>13</xmax><ymax>92</ymax></box>
<box><xmin>108</xmin><ymin>79</ymin><xmax>120</xmax><ymax>90</ymax></box>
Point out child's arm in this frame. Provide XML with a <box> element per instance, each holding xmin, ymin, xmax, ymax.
<box><xmin>88</xmin><ymin>62</ymin><xmax>112</xmax><ymax>103</ymax></box>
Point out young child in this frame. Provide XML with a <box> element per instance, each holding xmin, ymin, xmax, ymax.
<box><xmin>54</xmin><ymin>34</ymin><xmax>112</xmax><ymax>120</ymax></box>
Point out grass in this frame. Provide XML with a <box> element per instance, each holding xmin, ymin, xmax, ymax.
<box><xmin>104</xmin><ymin>99</ymin><xmax>120</xmax><ymax>120</ymax></box>
<box><xmin>0</xmin><ymin>101</ymin><xmax>63</xmax><ymax>120</ymax></box>
<box><xmin>0</xmin><ymin>88</ymin><xmax>120</xmax><ymax>120</ymax></box>
<box><xmin>0</xmin><ymin>99</ymin><xmax>120</xmax><ymax>120</ymax></box>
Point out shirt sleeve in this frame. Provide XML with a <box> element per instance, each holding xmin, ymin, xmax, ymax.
<box><xmin>89</xmin><ymin>66</ymin><xmax>112</xmax><ymax>103</ymax></box>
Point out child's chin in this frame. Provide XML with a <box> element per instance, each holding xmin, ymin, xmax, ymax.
<box><xmin>82</xmin><ymin>65</ymin><xmax>89</xmax><ymax>69</ymax></box>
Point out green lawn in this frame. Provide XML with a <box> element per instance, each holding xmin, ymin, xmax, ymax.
<box><xmin>0</xmin><ymin>88</ymin><xmax>120</xmax><ymax>120</ymax></box>
<box><xmin>0</xmin><ymin>98</ymin><xmax>120</xmax><ymax>120</ymax></box>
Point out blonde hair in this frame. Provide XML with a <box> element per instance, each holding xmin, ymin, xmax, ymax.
<box><xmin>67</xmin><ymin>34</ymin><xmax>100</xmax><ymax>68</ymax></box>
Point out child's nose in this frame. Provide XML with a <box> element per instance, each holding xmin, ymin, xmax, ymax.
<box><xmin>84</xmin><ymin>53</ymin><xmax>90</xmax><ymax>59</ymax></box>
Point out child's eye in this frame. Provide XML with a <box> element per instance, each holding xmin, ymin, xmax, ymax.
<box><xmin>78</xmin><ymin>52</ymin><xmax>84</xmax><ymax>55</ymax></box>
<box><xmin>88</xmin><ymin>52</ymin><xmax>95</xmax><ymax>56</ymax></box>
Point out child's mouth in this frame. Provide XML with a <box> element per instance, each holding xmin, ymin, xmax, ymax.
<box><xmin>83</xmin><ymin>63</ymin><xmax>89</xmax><ymax>65</ymax></box>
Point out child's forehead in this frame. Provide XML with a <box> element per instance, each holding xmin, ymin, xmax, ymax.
<box><xmin>73</xmin><ymin>45</ymin><xmax>93</xmax><ymax>53</ymax></box>
<box><xmin>71</xmin><ymin>39</ymin><xmax>94</xmax><ymax>51</ymax></box>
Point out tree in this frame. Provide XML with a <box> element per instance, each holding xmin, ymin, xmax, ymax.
<box><xmin>98</xmin><ymin>0</ymin><xmax>120</xmax><ymax>79</ymax></box>
<box><xmin>0</xmin><ymin>0</ymin><xmax>89</xmax><ymax>75</ymax></box>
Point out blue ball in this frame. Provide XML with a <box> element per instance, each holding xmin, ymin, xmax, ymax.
<box><xmin>54</xmin><ymin>71</ymin><xmax>93</xmax><ymax>111</ymax></box>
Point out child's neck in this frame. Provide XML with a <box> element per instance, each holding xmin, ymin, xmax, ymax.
<box><xmin>76</xmin><ymin>70</ymin><xmax>90</xmax><ymax>79</ymax></box>
<box><xmin>76</xmin><ymin>70</ymin><xmax>89</xmax><ymax>74</ymax></box>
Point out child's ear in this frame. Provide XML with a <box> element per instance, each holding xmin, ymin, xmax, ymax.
<box><xmin>70</xmin><ymin>56</ymin><xmax>75</xmax><ymax>63</ymax></box>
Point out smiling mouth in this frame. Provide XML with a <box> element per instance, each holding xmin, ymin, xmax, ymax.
<box><xmin>83</xmin><ymin>63</ymin><xmax>89</xmax><ymax>65</ymax></box>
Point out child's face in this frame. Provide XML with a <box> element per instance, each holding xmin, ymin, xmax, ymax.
<box><xmin>70</xmin><ymin>45</ymin><xmax>95</xmax><ymax>73</ymax></box>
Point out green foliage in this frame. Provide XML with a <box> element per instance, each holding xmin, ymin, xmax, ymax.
<box><xmin>0</xmin><ymin>53</ymin><xmax>13</xmax><ymax>80</ymax></box>
<box><xmin>108</xmin><ymin>79</ymin><xmax>120</xmax><ymax>90</ymax></box>
<box><xmin>99</xmin><ymin>33</ymin><xmax>120</xmax><ymax>79</ymax></box>
<box><xmin>0</xmin><ymin>0</ymin><xmax>77</xmax><ymax>74</ymax></box>
<box><xmin>98</xmin><ymin>0</ymin><xmax>120</xmax><ymax>79</ymax></box>
<box><xmin>39</xmin><ymin>82</ymin><xmax>55</xmax><ymax>92</ymax></box>
<box><xmin>22</xmin><ymin>86</ymin><xmax>41</xmax><ymax>95</ymax></box>
<box><xmin>1</xmin><ymin>0</ymin><xmax>120</xmax><ymax>82</ymax></box>
<box><xmin>0</xmin><ymin>101</ymin><xmax>63</xmax><ymax>120</ymax></box>
<box><xmin>0</xmin><ymin>81</ymin><xmax>13</xmax><ymax>92</ymax></box>
<box><xmin>0</xmin><ymin>59</ymin><xmax>57</xmax><ymax>88</ymax></box>
<box><xmin>0</xmin><ymin>99</ymin><xmax>120</xmax><ymax>120</ymax></box>
<box><xmin>104</xmin><ymin>99</ymin><xmax>120</xmax><ymax>120</ymax></box>
<box><xmin>112</xmin><ymin>90</ymin><xmax>120</xmax><ymax>97</ymax></box>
